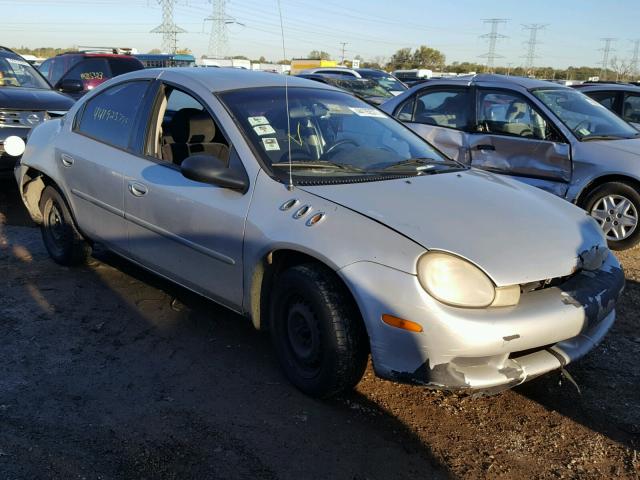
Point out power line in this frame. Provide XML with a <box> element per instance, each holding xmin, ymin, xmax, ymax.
<box><xmin>479</xmin><ymin>18</ymin><xmax>508</xmax><ymax>72</ymax></box>
<box><xmin>598</xmin><ymin>37</ymin><xmax>616</xmax><ymax>80</ymax></box>
<box><xmin>522</xmin><ymin>24</ymin><xmax>547</xmax><ymax>75</ymax></box>
<box><xmin>151</xmin><ymin>0</ymin><xmax>185</xmax><ymax>53</ymax></box>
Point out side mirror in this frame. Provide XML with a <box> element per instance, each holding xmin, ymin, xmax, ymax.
<box><xmin>59</xmin><ymin>79</ymin><xmax>84</xmax><ymax>93</ymax></box>
<box><xmin>181</xmin><ymin>154</ymin><xmax>248</xmax><ymax>192</ymax></box>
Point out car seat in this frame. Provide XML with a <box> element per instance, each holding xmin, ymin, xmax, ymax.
<box><xmin>162</xmin><ymin>108</ymin><xmax>230</xmax><ymax>166</ymax></box>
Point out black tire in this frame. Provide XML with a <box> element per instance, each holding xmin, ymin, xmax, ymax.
<box><xmin>582</xmin><ymin>181</ymin><xmax>640</xmax><ymax>250</ymax></box>
<box><xmin>39</xmin><ymin>185</ymin><xmax>91</xmax><ymax>265</ymax></box>
<box><xmin>270</xmin><ymin>264</ymin><xmax>369</xmax><ymax>398</ymax></box>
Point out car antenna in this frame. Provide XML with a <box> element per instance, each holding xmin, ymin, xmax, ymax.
<box><xmin>277</xmin><ymin>0</ymin><xmax>294</xmax><ymax>191</ymax></box>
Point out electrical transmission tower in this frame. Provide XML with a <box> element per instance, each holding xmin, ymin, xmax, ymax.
<box><xmin>630</xmin><ymin>39</ymin><xmax>640</xmax><ymax>79</ymax></box>
<box><xmin>204</xmin><ymin>0</ymin><xmax>243</xmax><ymax>58</ymax></box>
<box><xmin>479</xmin><ymin>18</ymin><xmax>508</xmax><ymax>72</ymax></box>
<box><xmin>522</xmin><ymin>24</ymin><xmax>547</xmax><ymax>75</ymax></box>
<box><xmin>599</xmin><ymin>37</ymin><xmax>616</xmax><ymax>80</ymax></box>
<box><xmin>151</xmin><ymin>0</ymin><xmax>185</xmax><ymax>53</ymax></box>
<box><xmin>339</xmin><ymin>42</ymin><xmax>349</xmax><ymax>65</ymax></box>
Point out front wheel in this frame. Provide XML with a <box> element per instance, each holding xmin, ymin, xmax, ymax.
<box><xmin>582</xmin><ymin>181</ymin><xmax>640</xmax><ymax>250</ymax></box>
<box><xmin>39</xmin><ymin>185</ymin><xmax>91</xmax><ymax>265</ymax></box>
<box><xmin>270</xmin><ymin>264</ymin><xmax>369</xmax><ymax>398</ymax></box>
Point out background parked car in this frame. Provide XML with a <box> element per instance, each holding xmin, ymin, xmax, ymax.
<box><xmin>0</xmin><ymin>46</ymin><xmax>74</xmax><ymax>173</ymax></box>
<box><xmin>573</xmin><ymin>82</ymin><xmax>640</xmax><ymax>129</ymax></box>
<box><xmin>299</xmin><ymin>67</ymin><xmax>407</xmax><ymax>96</ymax></box>
<box><xmin>381</xmin><ymin>74</ymin><xmax>640</xmax><ymax>250</ymax></box>
<box><xmin>38</xmin><ymin>50</ymin><xmax>144</xmax><ymax>99</ymax></box>
<box><xmin>297</xmin><ymin>73</ymin><xmax>393</xmax><ymax>105</ymax></box>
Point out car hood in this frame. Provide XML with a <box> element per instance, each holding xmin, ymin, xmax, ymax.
<box><xmin>0</xmin><ymin>87</ymin><xmax>74</xmax><ymax>111</ymax></box>
<box><xmin>301</xmin><ymin>169</ymin><xmax>606</xmax><ymax>286</ymax></box>
<box><xmin>583</xmin><ymin>137</ymin><xmax>640</xmax><ymax>157</ymax></box>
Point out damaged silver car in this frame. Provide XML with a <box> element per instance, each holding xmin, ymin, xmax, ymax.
<box><xmin>381</xmin><ymin>74</ymin><xmax>640</xmax><ymax>250</ymax></box>
<box><xmin>13</xmin><ymin>68</ymin><xmax>624</xmax><ymax>397</ymax></box>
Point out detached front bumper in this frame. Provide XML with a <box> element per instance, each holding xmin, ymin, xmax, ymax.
<box><xmin>339</xmin><ymin>252</ymin><xmax>624</xmax><ymax>392</ymax></box>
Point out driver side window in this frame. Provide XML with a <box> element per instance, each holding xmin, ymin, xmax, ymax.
<box><xmin>477</xmin><ymin>90</ymin><xmax>552</xmax><ymax>141</ymax></box>
<box><xmin>151</xmin><ymin>86</ymin><xmax>230</xmax><ymax>167</ymax></box>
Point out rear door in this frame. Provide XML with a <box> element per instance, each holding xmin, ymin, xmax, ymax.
<box><xmin>394</xmin><ymin>86</ymin><xmax>471</xmax><ymax>162</ymax></box>
<box><xmin>468</xmin><ymin>88</ymin><xmax>572</xmax><ymax>196</ymax></box>
<box><xmin>62</xmin><ymin>80</ymin><xmax>153</xmax><ymax>251</ymax></box>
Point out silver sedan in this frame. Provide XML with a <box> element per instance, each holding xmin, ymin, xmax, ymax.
<box><xmin>381</xmin><ymin>74</ymin><xmax>640</xmax><ymax>250</ymax></box>
<box><xmin>13</xmin><ymin>68</ymin><xmax>624</xmax><ymax>397</ymax></box>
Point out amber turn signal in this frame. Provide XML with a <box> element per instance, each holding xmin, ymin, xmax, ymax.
<box><xmin>381</xmin><ymin>314</ymin><xmax>423</xmax><ymax>333</ymax></box>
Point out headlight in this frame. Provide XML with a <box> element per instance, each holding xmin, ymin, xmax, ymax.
<box><xmin>417</xmin><ymin>252</ymin><xmax>520</xmax><ymax>308</ymax></box>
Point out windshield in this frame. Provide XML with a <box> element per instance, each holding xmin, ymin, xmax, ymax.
<box><xmin>0</xmin><ymin>53</ymin><xmax>50</xmax><ymax>89</ymax></box>
<box><xmin>533</xmin><ymin>88</ymin><xmax>638</xmax><ymax>140</ymax></box>
<box><xmin>220</xmin><ymin>87</ymin><xmax>460</xmax><ymax>184</ymax></box>
<box><xmin>358</xmin><ymin>70</ymin><xmax>407</xmax><ymax>94</ymax></box>
<box><xmin>330</xmin><ymin>78</ymin><xmax>392</xmax><ymax>100</ymax></box>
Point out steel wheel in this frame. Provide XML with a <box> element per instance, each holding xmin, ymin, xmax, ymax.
<box><xmin>590</xmin><ymin>194</ymin><xmax>638</xmax><ymax>241</ymax></box>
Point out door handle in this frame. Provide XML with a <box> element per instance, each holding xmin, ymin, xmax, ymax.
<box><xmin>128</xmin><ymin>182</ymin><xmax>148</xmax><ymax>197</ymax></box>
<box><xmin>61</xmin><ymin>153</ymin><xmax>74</xmax><ymax>167</ymax></box>
<box><xmin>476</xmin><ymin>144</ymin><xmax>496</xmax><ymax>151</ymax></box>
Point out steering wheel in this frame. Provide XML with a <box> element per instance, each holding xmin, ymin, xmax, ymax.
<box><xmin>323</xmin><ymin>139</ymin><xmax>359</xmax><ymax>157</ymax></box>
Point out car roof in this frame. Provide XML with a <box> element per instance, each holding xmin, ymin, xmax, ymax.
<box><xmin>574</xmin><ymin>83</ymin><xmax>640</xmax><ymax>93</ymax></box>
<box><xmin>146</xmin><ymin>67</ymin><xmax>339</xmax><ymax>93</ymax></box>
<box><xmin>57</xmin><ymin>52</ymin><xmax>139</xmax><ymax>59</ymax></box>
<box><xmin>413</xmin><ymin>73</ymin><xmax>567</xmax><ymax>90</ymax></box>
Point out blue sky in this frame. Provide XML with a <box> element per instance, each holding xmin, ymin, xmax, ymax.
<box><xmin>1</xmin><ymin>0</ymin><xmax>639</xmax><ymax>68</ymax></box>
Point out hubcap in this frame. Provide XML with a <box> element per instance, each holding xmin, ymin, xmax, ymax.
<box><xmin>48</xmin><ymin>202</ymin><xmax>66</xmax><ymax>247</ymax></box>
<box><xmin>286</xmin><ymin>300</ymin><xmax>321</xmax><ymax>373</ymax></box>
<box><xmin>590</xmin><ymin>194</ymin><xmax>638</xmax><ymax>241</ymax></box>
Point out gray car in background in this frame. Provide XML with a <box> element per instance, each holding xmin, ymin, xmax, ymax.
<box><xmin>381</xmin><ymin>74</ymin><xmax>640</xmax><ymax>250</ymax></box>
<box><xmin>13</xmin><ymin>68</ymin><xmax>623</xmax><ymax>397</ymax></box>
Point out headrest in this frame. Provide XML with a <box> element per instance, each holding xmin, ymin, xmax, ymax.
<box><xmin>170</xmin><ymin>108</ymin><xmax>216</xmax><ymax>144</ymax></box>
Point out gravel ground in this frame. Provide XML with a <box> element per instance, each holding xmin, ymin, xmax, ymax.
<box><xmin>0</xmin><ymin>178</ymin><xmax>638</xmax><ymax>479</ymax></box>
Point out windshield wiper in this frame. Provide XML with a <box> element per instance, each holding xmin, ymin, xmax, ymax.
<box><xmin>581</xmin><ymin>134</ymin><xmax>628</xmax><ymax>141</ymax></box>
<box><xmin>271</xmin><ymin>160</ymin><xmax>365</xmax><ymax>172</ymax></box>
<box><xmin>375</xmin><ymin>157</ymin><xmax>462</xmax><ymax>172</ymax></box>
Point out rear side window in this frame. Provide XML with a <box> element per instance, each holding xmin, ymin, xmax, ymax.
<box><xmin>587</xmin><ymin>91</ymin><xmax>617</xmax><ymax>111</ymax></box>
<box><xmin>64</xmin><ymin>58</ymin><xmax>111</xmax><ymax>91</ymax></box>
<box><xmin>413</xmin><ymin>89</ymin><xmax>470</xmax><ymax>130</ymax></box>
<box><xmin>76</xmin><ymin>81</ymin><xmax>149</xmax><ymax>149</ymax></box>
<box><xmin>108</xmin><ymin>59</ymin><xmax>143</xmax><ymax>76</ymax></box>
<box><xmin>623</xmin><ymin>93</ymin><xmax>640</xmax><ymax>123</ymax></box>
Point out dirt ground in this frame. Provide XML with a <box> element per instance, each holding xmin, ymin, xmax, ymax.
<box><xmin>0</xmin><ymin>177</ymin><xmax>638</xmax><ymax>479</ymax></box>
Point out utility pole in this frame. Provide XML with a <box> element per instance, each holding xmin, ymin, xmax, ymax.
<box><xmin>599</xmin><ymin>37</ymin><xmax>616</xmax><ymax>80</ymax></box>
<box><xmin>479</xmin><ymin>18</ymin><xmax>508</xmax><ymax>72</ymax></box>
<box><xmin>151</xmin><ymin>0</ymin><xmax>185</xmax><ymax>53</ymax></box>
<box><xmin>506</xmin><ymin>62</ymin><xmax>513</xmax><ymax>76</ymax></box>
<box><xmin>339</xmin><ymin>42</ymin><xmax>349</xmax><ymax>65</ymax></box>
<box><xmin>630</xmin><ymin>39</ymin><xmax>640</xmax><ymax>79</ymax></box>
<box><xmin>522</xmin><ymin>24</ymin><xmax>547</xmax><ymax>76</ymax></box>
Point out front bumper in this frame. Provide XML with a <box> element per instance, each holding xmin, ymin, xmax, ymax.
<box><xmin>339</xmin><ymin>252</ymin><xmax>624</xmax><ymax>392</ymax></box>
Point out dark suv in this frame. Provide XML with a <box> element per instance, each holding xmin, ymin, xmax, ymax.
<box><xmin>0</xmin><ymin>47</ymin><xmax>74</xmax><ymax>172</ymax></box>
<box><xmin>38</xmin><ymin>51</ymin><xmax>144</xmax><ymax>99</ymax></box>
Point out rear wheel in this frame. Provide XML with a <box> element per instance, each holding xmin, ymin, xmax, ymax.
<box><xmin>270</xmin><ymin>264</ymin><xmax>369</xmax><ymax>398</ymax></box>
<box><xmin>582</xmin><ymin>181</ymin><xmax>640</xmax><ymax>250</ymax></box>
<box><xmin>39</xmin><ymin>186</ymin><xmax>90</xmax><ymax>265</ymax></box>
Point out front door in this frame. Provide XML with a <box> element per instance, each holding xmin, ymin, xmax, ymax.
<box><xmin>469</xmin><ymin>88</ymin><xmax>572</xmax><ymax>196</ymax></box>
<box><xmin>121</xmin><ymin>83</ymin><xmax>251</xmax><ymax>310</ymax></box>
<box><xmin>397</xmin><ymin>86</ymin><xmax>472</xmax><ymax>163</ymax></box>
<box><xmin>61</xmin><ymin>80</ymin><xmax>151</xmax><ymax>251</ymax></box>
